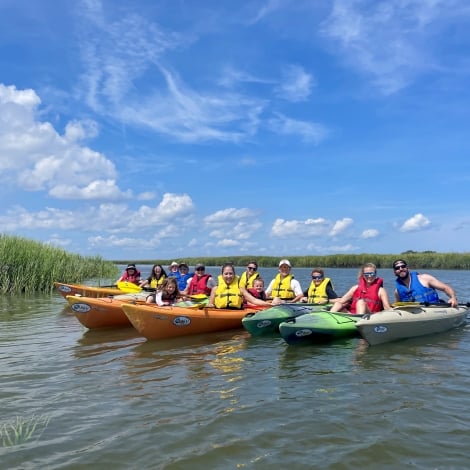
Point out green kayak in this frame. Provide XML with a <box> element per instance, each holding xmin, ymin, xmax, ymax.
<box><xmin>279</xmin><ymin>311</ymin><xmax>361</xmax><ymax>345</ymax></box>
<box><xmin>242</xmin><ymin>303</ymin><xmax>332</xmax><ymax>336</ymax></box>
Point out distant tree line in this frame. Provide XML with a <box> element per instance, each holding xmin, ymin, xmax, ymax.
<box><xmin>119</xmin><ymin>251</ymin><xmax>470</xmax><ymax>270</ymax></box>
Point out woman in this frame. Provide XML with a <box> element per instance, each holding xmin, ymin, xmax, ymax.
<box><xmin>140</xmin><ymin>264</ymin><xmax>167</xmax><ymax>289</ymax></box>
<box><xmin>330</xmin><ymin>263</ymin><xmax>391</xmax><ymax>315</ymax></box>
<box><xmin>292</xmin><ymin>268</ymin><xmax>339</xmax><ymax>304</ymax></box>
<box><xmin>117</xmin><ymin>263</ymin><xmax>141</xmax><ymax>285</ymax></box>
<box><xmin>208</xmin><ymin>264</ymin><xmax>272</xmax><ymax>309</ymax></box>
<box><xmin>146</xmin><ymin>278</ymin><xmax>182</xmax><ymax>305</ymax></box>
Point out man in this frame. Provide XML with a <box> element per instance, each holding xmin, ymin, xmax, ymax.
<box><xmin>173</xmin><ymin>262</ymin><xmax>194</xmax><ymax>291</ymax></box>
<box><xmin>265</xmin><ymin>259</ymin><xmax>302</xmax><ymax>301</ymax></box>
<box><xmin>393</xmin><ymin>259</ymin><xmax>458</xmax><ymax>307</ymax></box>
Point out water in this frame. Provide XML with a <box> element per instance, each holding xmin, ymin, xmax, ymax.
<box><xmin>1</xmin><ymin>268</ymin><xmax>470</xmax><ymax>469</ymax></box>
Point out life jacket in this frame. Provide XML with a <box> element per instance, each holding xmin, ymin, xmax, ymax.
<box><xmin>148</xmin><ymin>275</ymin><xmax>167</xmax><ymax>289</ymax></box>
<box><xmin>239</xmin><ymin>271</ymin><xmax>260</xmax><ymax>289</ymax></box>
<box><xmin>174</xmin><ymin>272</ymin><xmax>193</xmax><ymax>291</ymax></box>
<box><xmin>246</xmin><ymin>288</ymin><xmax>266</xmax><ymax>300</ymax></box>
<box><xmin>161</xmin><ymin>289</ymin><xmax>178</xmax><ymax>304</ymax></box>
<box><xmin>350</xmin><ymin>277</ymin><xmax>384</xmax><ymax>314</ymax></box>
<box><xmin>395</xmin><ymin>271</ymin><xmax>440</xmax><ymax>303</ymax></box>
<box><xmin>307</xmin><ymin>277</ymin><xmax>332</xmax><ymax>303</ymax></box>
<box><xmin>121</xmin><ymin>270</ymin><xmax>141</xmax><ymax>285</ymax></box>
<box><xmin>187</xmin><ymin>274</ymin><xmax>212</xmax><ymax>295</ymax></box>
<box><xmin>214</xmin><ymin>275</ymin><xmax>244</xmax><ymax>309</ymax></box>
<box><xmin>271</xmin><ymin>274</ymin><xmax>295</xmax><ymax>300</ymax></box>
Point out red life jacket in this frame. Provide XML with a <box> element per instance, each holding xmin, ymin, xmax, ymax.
<box><xmin>247</xmin><ymin>288</ymin><xmax>266</xmax><ymax>300</ymax></box>
<box><xmin>121</xmin><ymin>270</ymin><xmax>141</xmax><ymax>285</ymax></box>
<box><xmin>350</xmin><ymin>277</ymin><xmax>384</xmax><ymax>313</ymax></box>
<box><xmin>188</xmin><ymin>274</ymin><xmax>212</xmax><ymax>295</ymax></box>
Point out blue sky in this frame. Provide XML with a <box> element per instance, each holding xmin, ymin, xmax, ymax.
<box><xmin>1</xmin><ymin>0</ymin><xmax>470</xmax><ymax>260</ymax></box>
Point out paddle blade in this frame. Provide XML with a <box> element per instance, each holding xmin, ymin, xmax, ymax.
<box><xmin>117</xmin><ymin>281</ymin><xmax>142</xmax><ymax>293</ymax></box>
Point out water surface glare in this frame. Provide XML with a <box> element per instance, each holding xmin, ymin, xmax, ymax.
<box><xmin>1</xmin><ymin>268</ymin><xmax>470</xmax><ymax>469</ymax></box>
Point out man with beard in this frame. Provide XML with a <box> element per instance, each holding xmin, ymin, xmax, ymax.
<box><xmin>392</xmin><ymin>259</ymin><xmax>458</xmax><ymax>307</ymax></box>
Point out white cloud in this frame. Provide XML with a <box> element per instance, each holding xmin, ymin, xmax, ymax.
<box><xmin>276</xmin><ymin>65</ymin><xmax>314</xmax><ymax>102</ymax></box>
<box><xmin>0</xmin><ymin>84</ymin><xmax>124</xmax><ymax>200</ymax></box>
<box><xmin>400</xmin><ymin>213</ymin><xmax>431</xmax><ymax>232</ymax></box>
<box><xmin>271</xmin><ymin>217</ymin><xmax>330</xmax><ymax>238</ymax></box>
<box><xmin>361</xmin><ymin>228</ymin><xmax>379</xmax><ymax>239</ymax></box>
<box><xmin>204</xmin><ymin>208</ymin><xmax>258</xmax><ymax>224</ymax></box>
<box><xmin>268</xmin><ymin>113</ymin><xmax>328</xmax><ymax>144</ymax></box>
<box><xmin>320</xmin><ymin>0</ymin><xmax>463</xmax><ymax>94</ymax></box>
<box><xmin>329</xmin><ymin>217</ymin><xmax>354</xmax><ymax>236</ymax></box>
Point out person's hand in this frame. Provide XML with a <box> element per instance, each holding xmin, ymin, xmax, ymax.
<box><xmin>449</xmin><ymin>296</ymin><xmax>458</xmax><ymax>308</ymax></box>
<box><xmin>271</xmin><ymin>297</ymin><xmax>283</xmax><ymax>305</ymax></box>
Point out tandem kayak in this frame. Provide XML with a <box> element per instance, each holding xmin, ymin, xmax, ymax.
<box><xmin>279</xmin><ymin>311</ymin><xmax>361</xmax><ymax>345</ymax></box>
<box><xmin>242</xmin><ymin>303</ymin><xmax>332</xmax><ymax>336</ymax></box>
<box><xmin>355</xmin><ymin>303</ymin><xmax>468</xmax><ymax>346</ymax></box>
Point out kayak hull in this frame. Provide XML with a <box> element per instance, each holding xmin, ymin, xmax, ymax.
<box><xmin>122</xmin><ymin>303</ymin><xmax>259</xmax><ymax>340</ymax></box>
<box><xmin>355</xmin><ymin>304</ymin><xmax>468</xmax><ymax>345</ymax></box>
<box><xmin>279</xmin><ymin>311</ymin><xmax>360</xmax><ymax>345</ymax></box>
<box><xmin>66</xmin><ymin>295</ymin><xmax>137</xmax><ymax>329</ymax></box>
<box><xmin>242</xmin><ymin>303</ymin><xmax>332</xmax><ymax>336</ymax></box>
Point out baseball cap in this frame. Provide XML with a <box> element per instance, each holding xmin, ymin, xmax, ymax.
<box><xmin>279</xmin><ymin>259</ymin><xmax>291</xmax><ymax>268</ymax></box>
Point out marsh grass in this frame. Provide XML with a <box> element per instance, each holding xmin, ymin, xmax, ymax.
<box><xmin>0</xmin><ymin>234</ymin><xmax>119</xmax><ymax>294</ymax></box>
<box><xmin>0</xmin><ymin>414</ymin><xmax>51</xmax><ymax>447</ymax></box>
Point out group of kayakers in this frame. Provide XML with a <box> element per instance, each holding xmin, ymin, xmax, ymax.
<box><xmin>116</xmin><ymin>257</ymin><xmax>458</xmax><ymax>311</ymax></box>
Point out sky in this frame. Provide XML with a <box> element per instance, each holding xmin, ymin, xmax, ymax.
<box><xmin>1</xmin><ymin>0</ymin><xmax>470</xmax><ymax>261</ymax></box>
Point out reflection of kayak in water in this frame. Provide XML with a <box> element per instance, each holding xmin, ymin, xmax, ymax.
<box><xmin>242</xmin><ymin>303</ymin><xmax>332</xmax><ymax>336</ymax></box>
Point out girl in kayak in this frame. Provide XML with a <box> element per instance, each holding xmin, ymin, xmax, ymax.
<box><xmin>330</xmin><ymin>263</ymin><xmax>391</xmax><ymax>315</ymax></box>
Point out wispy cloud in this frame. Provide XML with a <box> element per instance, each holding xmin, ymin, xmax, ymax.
<box><xmin>268</xmin><ymin>113</ymin><xmax>328</xmax><ymax>143</ymax></box>
<box><xmin>275</xmin><ymin>65</ymin><xmax>314</xmax><ymax>102</ymax></box>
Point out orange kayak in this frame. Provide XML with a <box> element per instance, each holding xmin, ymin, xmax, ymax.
<box><xmin>55</xmin><ymin>282</ymin><xmax>123</xmax><ymax>299</ymax></box>
<box><xmin>121</xmin><ymin>303</ymin><xmax>260</xmax><ymax>340</ymax></box>
<box><xmin>66</xmin><ymin>295</ymin><xmax>142</xmax><ymax>329</ymax></box>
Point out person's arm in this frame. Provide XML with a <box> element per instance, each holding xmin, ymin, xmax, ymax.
<box><xmin>422</xmin><ymin>274</ymin><xmax>458</xmax><ymax>307</ymax></box>
<box><xmin>291</xmin><ymin>279</ymin><xmax>303</xmax><ymax>297</ymax></box>
<box><xmin>379</xmin><ymin>287</ymin><xmax>391</xmax><ymax>310</ymax></box>
<box><xmin>207</xmin><ymin>285</ymin><xmax>217</xmax><ymax>307</ymax></box>
<box><xmin>154</xmin><ymin>292</ymin><xmax>166</xmax><ymax>306</ymax></box>
<box><xmin>330</xmin><ymin>285</ymin><xmax>356</xmax><ymax>312</ymax></box>
<box><xmin>242</xmin><ymin>288</ymin><xmax>271</xmax><ymax>307</ymax></box>
<box><xmin>394</xmin><ymin>288</ymin><xmax>401</xmax><ymax>302</ymax></box>
<box><xmin>265</xmin><ymin>280</ymin><xmax>274</xmax><ymax>299</ymax></box>
<box><xmin>139</xmin><ymin>278</ymin><xmax>149</xmax><ymax>287</ymax></box>
<box><xmin>326</xmin><ymin>283</ymin><xmax>340</xmax><ymax>302</ymax></box>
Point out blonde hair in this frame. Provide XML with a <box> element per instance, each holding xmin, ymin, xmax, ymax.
<box><xmin>358</xmin><ymin>263</ymin><xmax>377</xmax><ymax>280</ymax></box>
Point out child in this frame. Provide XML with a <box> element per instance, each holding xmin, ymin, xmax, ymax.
<box><xmin>146</xmin><ymin>278</ymin><xmax>182</xmax><ymax>305</ymax></box>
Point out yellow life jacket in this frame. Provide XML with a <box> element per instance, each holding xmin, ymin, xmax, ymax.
<box><xmin>307</xmin><ymin>277</ymin><xmax>332</xmax><ymax>303</ymax></box>
<box><xmin>214</xmin><ymin>275</ymin><xmax>243</xmax><ymax>309</ymax></box>
<box><xmin>271</xmin><ymin>274</ymin><xmax>295</xmax><ymax>300</ymax></box>
<box><xmin>149</xmin><ymin>275</ymin><xmax>167</xmax><ymax>289</ymax></box>
<box><xmin>239</xmin><ymin>271</ymin><xmax>260</xmax><ymax>289</ymax></box>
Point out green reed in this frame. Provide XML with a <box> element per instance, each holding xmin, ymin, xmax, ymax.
<box><xmin>124</xmin><ymin>251</ymin><xmax>470</xmax><ymax>271</ymax></box>
<box><xmin>0</xmin><ymin>414</ymin><xmax>51</xmax><ymax>447</ymax></box>
<box><xmin>0</xmin><ymin>234</ymin><xmax>119</xmax><ymax>294</ymax></box>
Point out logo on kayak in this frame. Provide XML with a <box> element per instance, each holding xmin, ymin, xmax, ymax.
<box><xmin>173</xmin><ymin>316</ymin><xmax>191</xmax><ymax>327</ymax></box>
<box><xmin>71</xmin><ymin>303</ymin><xmax>91</xmax><ymax>313</ymax></box>
<box><xmin>59</xmin><ymin>285</ymin><xmax>72</xmax><ymax>293</ymax></box>
<box><xmin>295</xmin><ymin>329</ymin><xmax>313</xmax><ymax>337</ymax></box>
<box><xmin>373</xmin><ymin>325</ymin><xmax>388</xmax><ymax>334</ymax></box>
<box><xmin>256</xmin><ymin>320</ymin><xmax>272</xmax><ymax>328</ymax></box>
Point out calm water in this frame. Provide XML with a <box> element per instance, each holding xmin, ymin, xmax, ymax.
<box><xmin>1</xmin><ymin>267</ymin><xmax>470</xmax><ymax>469</ymax></box>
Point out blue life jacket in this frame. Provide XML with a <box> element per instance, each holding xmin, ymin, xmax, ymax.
<box><xmin>395</xmin><ymin>271</ymin><xmax>440</xmax><ymax>303</ymax></box>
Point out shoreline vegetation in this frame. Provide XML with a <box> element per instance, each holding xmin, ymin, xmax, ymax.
<box><xmin>2</xmin><ymin>234</ymin><xmax>469</xmax><ymax>293</ymax></box>
<box><xmin>0</xmin><ymin>234</ymin><xmax>118</xmax><ymax>294</ymax></box>
<box><xmin>116</xmin><ymin>251</ymin><xmax>470</xmax><ymax>271</ymax></box>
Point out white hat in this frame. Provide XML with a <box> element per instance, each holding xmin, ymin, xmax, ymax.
<box><xmin>279</xmin><ymin>259</ymin><xmax>291</xmax><ymax>267</ymax></box>
<box><xmin>170</xmin><ymin>261</ymin><xmax>178</xmax><ymax>267</ymax></box>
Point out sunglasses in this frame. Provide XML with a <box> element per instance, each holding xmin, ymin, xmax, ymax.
<box><xmin>363</xmin><ymin>272</ymin><xmax>376</xmax><ymax>277</ymax></box>
<box><xmin>196</xmin><ymin>267</ymin><xmax>205</xmax><ymax>271</ymax></box>
<box><xmin>247</xmin><ymin>266</ymin><xmax>257</xmax><ymax>270</ymax></box>
<box><xmin>311</xmin><ymin>275</ymin><xmax>323</xmax><ymax>280</ymax></box>
<box><xmin>394</xmin><ymin>264</ymin><xmax>408</xmax><ymax>271</ymax></box>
